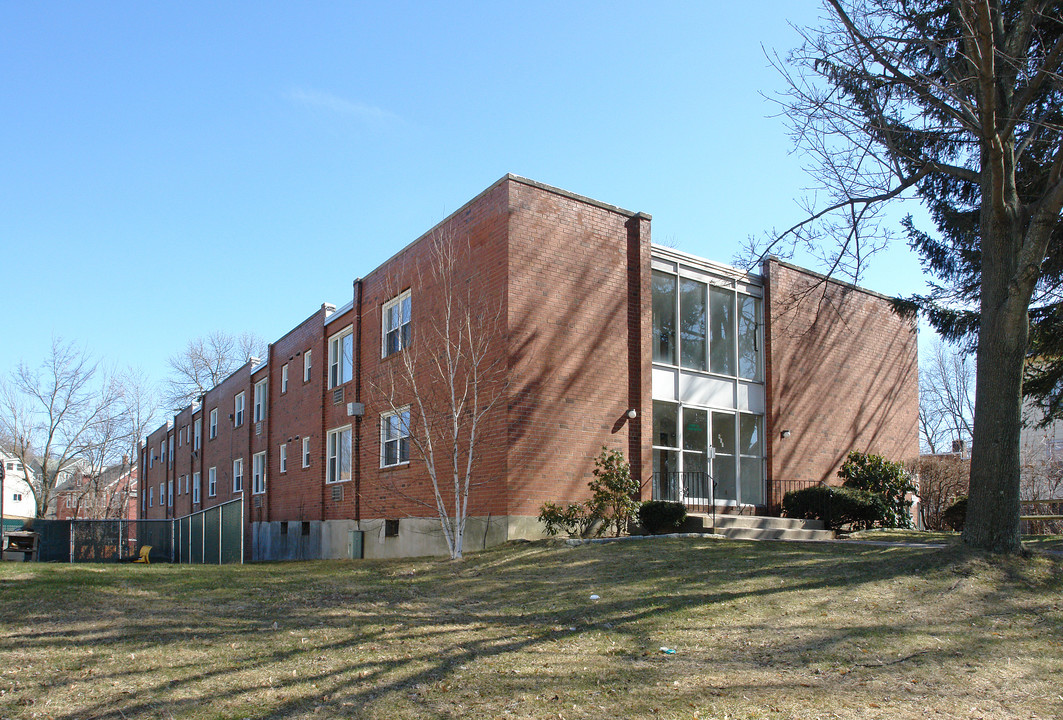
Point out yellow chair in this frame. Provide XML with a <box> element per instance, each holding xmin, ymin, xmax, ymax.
<box><xmin>133</xmin><ymin>545</ymin><xmax>152</xmax><ymax>564</ymax></box>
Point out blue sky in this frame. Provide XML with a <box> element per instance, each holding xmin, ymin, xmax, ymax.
<box><xmin>1</xmin><ymin>2</ymin><xmax>931</xmax><ymax>390</ymax></box>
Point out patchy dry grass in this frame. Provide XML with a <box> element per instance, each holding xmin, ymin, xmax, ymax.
<box><xmin>1</xmin><ymin>538</ymin><xmax>1061</xmax><ymax>719</ymax></box>
<box><xmin>850</xmin><ymin>528</ymin><xmax>1063</xmax><ymax>553</ymax></box>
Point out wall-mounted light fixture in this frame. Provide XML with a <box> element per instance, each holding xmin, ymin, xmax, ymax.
<box><xmin>781</xmin><ymin>429</ymin><xmax>792</xmax><ymax>439</ymax></box>
<box><xmin>626</xmin><ymin>409</ymin><xmax>638</xmax><ymax>419</ymax></box>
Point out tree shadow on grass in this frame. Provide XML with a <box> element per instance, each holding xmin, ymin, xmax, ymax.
<box><xmin>1</xmin><ymin>540</ymin><xmax>1060</xmax><ymax>719</ymax></box>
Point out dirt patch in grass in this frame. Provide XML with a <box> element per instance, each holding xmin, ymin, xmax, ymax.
<box><xmin>2</xmin><ymin>539</ymin><xmax>1061</xmax><ymax>719</ymax></box>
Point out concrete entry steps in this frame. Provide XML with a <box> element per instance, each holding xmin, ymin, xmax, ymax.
<box><xmin>683</xmin><ymin>513</ymin><xmax>835</xmax><ymax>541</ymax></box>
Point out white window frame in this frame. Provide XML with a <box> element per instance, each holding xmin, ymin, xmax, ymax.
<box><xmin>209</xmin><ymin>408</ymin><xmax>218</xmax><ymax>439</ymax></box>
<box><xmin>233</xmin><ymin>458</ymin><xmax>243</xmax><ymax>493</ymax></box>
<box><xmin>252</xmin><ymin>452</ymin><xmax>267</xmax><ymax>495</ymax></box>
<box><xmin>167</xmin><ymin>480</ymin><xmax>173</xmax><ymax>507</ymax></box>
<box><xmin>159</xmin><ymin>482</ymin><xmax>164</xmax><ymax>507</ymax></box>
<box><xmin>149</xmin><ymin>487</ymin><xmax>154</xmax><ymax>508</ymax></box>
<box><xmin>279</xmin><ymin>443</ymin><xmax>287</xmax><ymax>473</ymax></box>
<box><xmin>303</xmin><ymin>350</ymin><xmax>312</xmax><ymax>382</ymax></box>
<box><xmin>302</xmin><ymin>437</ymin><xmax>311</xmax><ymax>468</ymax></box>
<box><xmin>253</xmin><ymin>379</ymin><xmax>267</xmax><ymax>422</ymax></box>
<box><xmin>234</xmin><ymin>392</ymin><xmax>245</xmax><ymax>427</ymax></box>
<box><xmin>329</xmin><ymin>326</ymin><xmax>354</xmax><ymax>388</ymax></box>
<box><xmin>380</xmin><ymin>407</ymin><xmax>411</xmax><ymax>468</ymax></box>
<box><xmin>326</xmin><ymin>425</ymin><xmax>352</xmax><ymax>483</ymax></box>
<box><xmin>194</xmin><ymin>418</ymin><xmax>202</xmax><ymax>450</ymax></box>
<box><xmin>12</xmin><ymin>493</ymin><xmax>21</xmax><ymax>503</ymax></box>
<box><xmin>208</xmin><ymin>466</ymin><xmax>217</xmax><ymax>497</ymax></box>
<box><xmin>168</xmin><ymin>436</ymin><xmax>173</xmax><ymax>467</ymax></box>
<box><xmin>192</xmin><ymin>471</ymin><xmax>201</xmax><ymax>504</ymax></box>
<box><xmin>281</xmin><ymin>363</ymin><xmax>289</xmax><ymax>393</ymax></box>
<box><xmin>382</xmin><ymin>290</ymin><xmax>412</xmax><ymax>357</ymax></box>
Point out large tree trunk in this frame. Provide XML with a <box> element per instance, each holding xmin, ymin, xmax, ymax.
<box><xmin>964</xmin><ymin>292</ymin><xmax>1026</xmax><ymax>553</ymax></box>
<box><xmin>963</xmin><ymin>161</ymin><xmax>1029</xmax><ymax>553</ymax></box>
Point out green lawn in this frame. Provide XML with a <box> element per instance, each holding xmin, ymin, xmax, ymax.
<box><xmin>2</xmin><ymin>538</ymin><xmax>1061</xmax><ymax>719</ymax></box>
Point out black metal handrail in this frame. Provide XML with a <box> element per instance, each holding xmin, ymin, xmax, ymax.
<box><xmin>652</xmin><ymin>471</ymin><xmax>716</xmax><ymax>529</ymax></box>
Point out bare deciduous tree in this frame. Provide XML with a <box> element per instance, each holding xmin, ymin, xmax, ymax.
<box><xmin>66</xmin><ymin>368</ymin><xmax>158</xmax><ymax>519</ymax></box>
<box><xmin>909</xmin><ymin>454</ymin><xmax>970</xmax><ymax>530</ymax></box>
<box><xmin>0</xmin><ymin>338</ymin><xmax>122</xmax><ymax>518</ymax></box>
<box><xmin>164</xmin><ymin>331</ymin><xmax>265</xmax><ymax>411</ymax></box>
<box><xmin>375</xmin><ymin>231</ymin><xmax>507</xmax><ymax>560</ymax></box>
<box><xmin>920</xmin><ymin>341</ymin><xmax>976</xmax><ymax>454</ymax></box>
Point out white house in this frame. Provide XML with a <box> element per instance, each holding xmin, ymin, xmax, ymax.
<box><xmin>1</xmin><ymin>448</ymin><xmax>37</xmax><ymax>520</ymax></box>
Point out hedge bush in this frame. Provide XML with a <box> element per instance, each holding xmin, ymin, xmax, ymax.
<box><xmin>782</xmin><ymin>485</ymin><xmax>887</xmax><ymax>531</ymax></box>
<box><xmin>637</xmin><ymin>500</ymin><xmax>687</xmax><ymax>534</ymax></box>
<box><xmin>537</xmin><ymin>447</ymin><xmax>639</xmax><ymax>538</ymax></box>
<box><xmin>942</xmin><ymin>496</ymin><xmax>967</xmax><ymax>531</ymax></box>
<box><xmin>838</xmin><ymin>451</ymin><xmax>916</xmax><ymax>528</ymax></box>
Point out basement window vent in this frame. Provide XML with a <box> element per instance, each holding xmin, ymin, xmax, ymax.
<box><xmin>333</xmin><ymin>387</ymin><xmax>344</xmax><ymax>405</ymax></box>
<box><xmin>253</xmin><ymin>495</ymin><xmax>263</xmax><ymax>508</ymax></box>
<box><xmin>332</xmin><ymin>485</ymin><xmax>343</xmax><ymax>502</ymax></box>
<box><xmin>384</xmin><ymin>518</ymin><xmax>400</xmax><ymax>537</ymax></box>
<box><xmin>301</xmin><ymin>521</ymin><xmax>311</xmax><ymax>536</ymax></box>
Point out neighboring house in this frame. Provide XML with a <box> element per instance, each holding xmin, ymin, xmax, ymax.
<box><xmin>0</xmin><ymin>448</ymin><xmax>36</xmax><ymax>521</ymax></box>
<box><xmin>139</xmin><ymin>175</ymin><xmax>918</xmax><ymax>560</ymax></box>
<box><xmin>54</xmin><ymin>459</ymin><xmax>138</xmax><ymax>521</ymax></box>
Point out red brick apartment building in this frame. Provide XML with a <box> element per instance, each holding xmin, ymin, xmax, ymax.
<box><xmin>139</xmin><ymin>175</ymin><xmax>918</xmax><ymax>561</ymax></box>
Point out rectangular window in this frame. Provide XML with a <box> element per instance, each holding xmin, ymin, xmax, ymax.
<box><xmin>712</xmin><ymin>411</ymin><xmax>737</xmax><ymax>502</ymax></box>
<box><xmin>381</xmin><ymin>408</ymin><xmax>410</xmax><ymax>467</ymax></box>
<box><xmin>652</xmin><ymin>401</ymin><xmax>680</xmax><ymax>502</ymax></box>
<box><xmin>194</xmin><ymin>418</ymin><xmax>202</xmax><ymax>450</ymax></box>
<box><xmin>329</xmin><ymin>327</ymin><xmax>354</xmax><ymax>388</ymax></box>
<box><xmin>160</xmin><ymin>442</ymin><xmax>165</xmax><ymax>466</ymax></box>
<box><xmin>279</xmin><ymin>443</ymin><xmax>287</xmax><ymax>473</ymax></box>
<box><xmin>253</xmin><ymin>379</ymin><xmax>267</xmax><ymax>422</ymax></box>
<box><xmin>192</xmin><ymin>472</ymin><xmax>201</xmax><ymax>504</ymax></box>
<box><xmin>302</xmin><ymin>437</ymin><xmax>311</xmax><ymax>468</ymax></box>
<box><xmin>737</xmin><ymin>294</ymin><xmax>762</xmax><ymax>381</ymax></box>
<box><xmin>709</xmin><ymin>286</ymin><xmax>736</xmax><ymax>376</ymax></box>
<box><xmin>12</xmin><ymin>493</ymin><xmax>21</xmax><ymax>503</ymax></box>
<box><xmin>253</xmin><ymin>452</ymin><xmax>267</xmax><ymax>494</ymax></box>
<box><xmin>680</xmin><ymin>278</ymin><xmax>707</xmax><ymax>371</ymax></box>
<box><xmin>233</xmin><ymin>458</ymin><xmax>243</xmax><ymax>493</ymax></box>
<box><xmin>159</xmin><ymin>482</ymin><xmax>164</xmax><ymax>507</ymax></box>
<box><xmin>234</xmin><ymin>392</ymin><xmax>245</xmax><ymax>426</ymax></box>
<box><xmin>652</xmin><ymin>270</ymin><xmax>677</xmax><ymax>364</ymax></box>
<box><xmin>208</xmin><ymin>467</ymin><xmax>217</xmax><ymax>497</ymax></box>
<box><xmin>304</xmin><ymin>350</ymin><xmax>312</xmax><ymax>382</ymax></box>
<box><xmin>149</xmin><ymin>487</ymin><xmax>154</xmax><ymax>508</ymax></box>
<box><xmin>739</xmin><ymin>413</ymin><xmax>764</xmax><ymax>505</ymax></box>
<box><xmin>178</xmin><ymin>428</ymin><xmax>183</xmax><ymax>447</ymax></box>
<box><xmin>167</xmin><ymin>480</ymin><xmax>173</xmax><ymax>507</ymax></box>
<box><xmin>382</xmin><ymin>290</ymin><xmax>412</xmax><ymax>357</ymax></box>
<box><xmin>209</xmin><ymin>408</ymin><xmax>218</xmax><ymax>439</ymax></box>
<box><xmin>327</xmin><ymin>426</ymin><xmax>352</xmax><ymax>483</ymax></box>
<box><xmin>281</xmin><ymin>363</ymin><xmax>289</xmax><ymax>393</ymax></box>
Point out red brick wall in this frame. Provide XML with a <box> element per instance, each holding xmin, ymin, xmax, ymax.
<box><xmin>504</xmin><ymin>179</ymin><xmax>651</xmax><ymax>516</ymax></box>
<box><xmin>262</xmin><ymin>307</ymin><xmax>329</xmax><ymax>522</ymax></box>
<box><xmin>354</xmin><ymin>180</ymin><xmax>511</xmax><ymax>519</ymax></box>
<box><xmin>764</xmin><ymin>259</ymin><xmax>919</xmax><ymax>490</ymax></box>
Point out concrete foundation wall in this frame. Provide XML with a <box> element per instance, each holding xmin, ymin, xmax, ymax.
<box><xmin>252</xmin><ymin>514</ymin><xmax>548</xmax><ymax>561</ymax></box>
